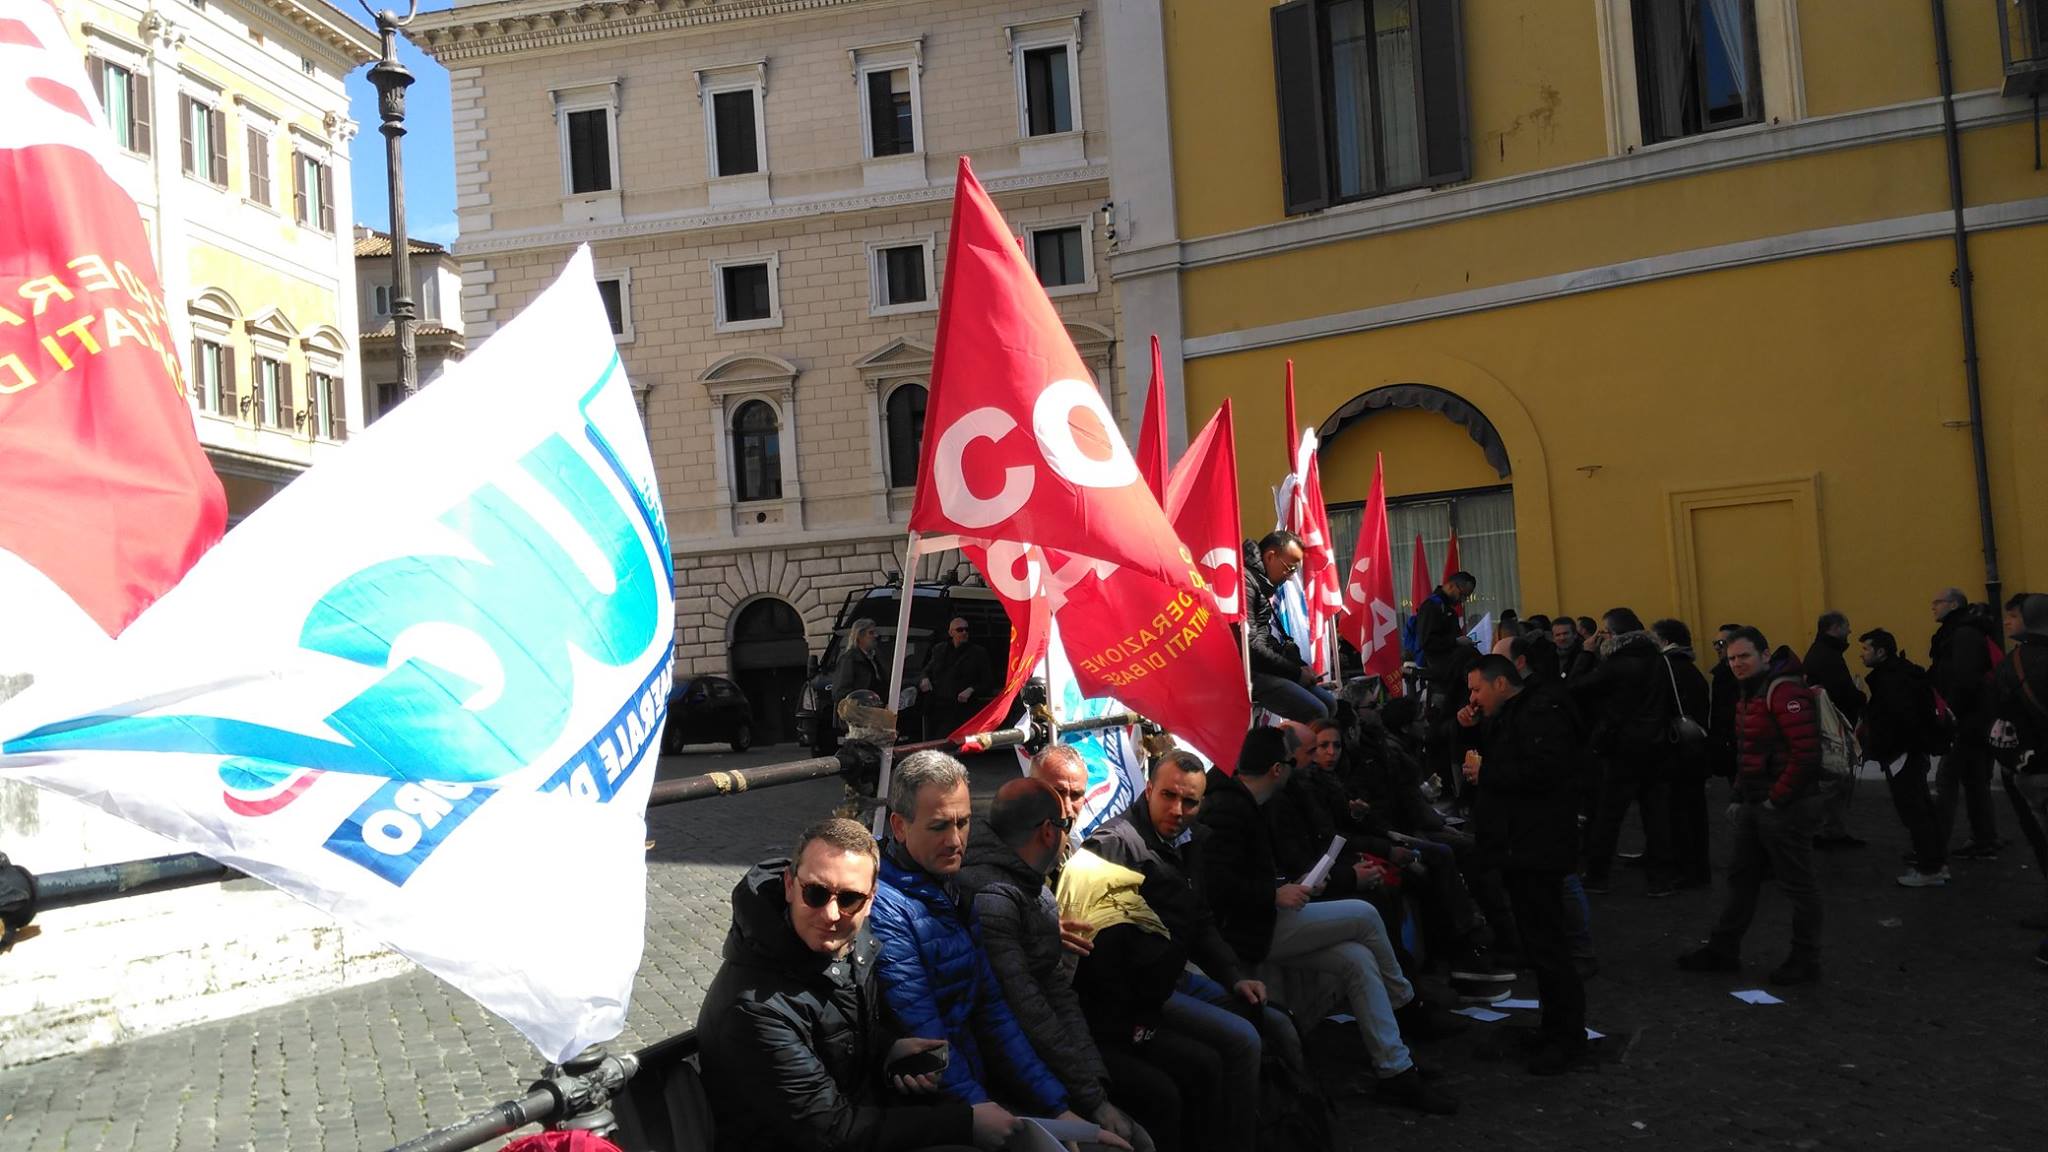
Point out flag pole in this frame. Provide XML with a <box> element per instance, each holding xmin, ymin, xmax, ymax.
<box><xmin>873</xmin><ymin>531</ymin><xmax>924</xmax><ymax>836</ymax></box>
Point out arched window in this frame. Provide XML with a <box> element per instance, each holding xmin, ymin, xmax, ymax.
<box><xmin>731</xmin><ymin>399</ymin><xmax>783</xmax><ymax>502</ymax></box>
<box><xmin>884</xmin><ymin>382</ymin><xmax>927</xmax><ymax>488</ymax></box>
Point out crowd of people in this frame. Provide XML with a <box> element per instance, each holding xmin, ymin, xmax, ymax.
<box><xmin>692</xmin><ymin>527</ymin><xmax>2048</xmax><ymax>1152</ymax></box>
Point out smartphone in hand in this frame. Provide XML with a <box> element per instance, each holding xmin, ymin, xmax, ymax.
<box><xmin>886</xmin><ymin>1041</ymin><xmax>950</xmax><ymax>1078</ymax></box>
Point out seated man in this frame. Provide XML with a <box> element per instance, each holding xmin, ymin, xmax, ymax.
<box><xmin>957</xmin><ymin>779</ymin><xmax>1177</xmax><ymax>1152</ymax></box>
<box><xmin>1086</xmin><ymin>750</ymin><xmax>1299</xmax><ymax>1152</ymax></box>
<box><xmin>1198</xmin><ymin>727</ymin><xmax>1457</xmax><ymax>1114</ymax></box>
<box><xmin>697</xmin><ymin>817</ymin><xmax>987</xmax><ymax>1152</ymax></box>
<box><xmin>869</xmin><ymin>750</ymin><xmax>1127</xmax><ymax>1147</ymax></box>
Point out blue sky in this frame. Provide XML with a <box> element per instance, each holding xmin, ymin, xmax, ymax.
<box><xmin>340</xmin><ymin>4</ymin><xmax>458</xmax><ymax>246</ymax></box>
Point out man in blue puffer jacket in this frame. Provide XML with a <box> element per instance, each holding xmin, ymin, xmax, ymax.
<box><xmin>870</xmin><ymin>749</ymin><xmax>1129</xmax><ymax>1148</ymax></box>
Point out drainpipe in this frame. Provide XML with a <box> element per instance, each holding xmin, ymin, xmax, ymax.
<box><xmin>1932</xmin><ymin>0</ymin><xmax>2002</xmax><ymax>609</ymax></box>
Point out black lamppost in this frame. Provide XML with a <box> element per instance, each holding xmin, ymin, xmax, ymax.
<box><xmin>361</xmin><ymin>3</ymin><xmax>420</xmax><ymax>401</ymax></box>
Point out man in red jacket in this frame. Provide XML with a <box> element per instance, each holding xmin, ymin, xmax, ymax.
<box><xmin>1678</xmin><ymin>627</ymin><xmax>1825</xmax><ymax>985</ymax></box>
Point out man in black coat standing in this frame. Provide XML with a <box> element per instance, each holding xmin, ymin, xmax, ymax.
<box><xmin>1457</xmin><ymin>655</ymin><xmax>1589</xmax><ymax>1075</ymax></box>
<box><xmin>698</xmin><ymin>817</ymin><xmax>994</xmax><ymax>1152</ymax></box>
<box><xmin>1805</xmin><ymin>611</ymin><xmax>1868</xmax><ymax>849</ymax></box>
<box><xmin>919</xmin><ymin>617</ymin><xmax>995</xmax><ymax>740</ymax></box>
<box><xmin>1930</xmin><ymin>588</ymin><xmax>2001</xmax><ymax>857</ymax></box>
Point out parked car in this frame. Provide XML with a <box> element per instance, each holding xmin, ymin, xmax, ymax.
<box><xmin>795</xmin><ymin>581</ymin><xmax>1014</xmax><ymax>754</ymax></box>
<box><xmin>662</xmin><ymin>675</ymin><xmax>755</xmax><ymax>753</ymax></box>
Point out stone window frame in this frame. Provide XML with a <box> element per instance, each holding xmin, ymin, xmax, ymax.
<box><xmin>850</xmin><ymin>38</ymin><xmax>926</xmax><ymax>161</ymax></box>
<box><xmin>1021</xmin><ymin>216</ymin><xmax>1097</xmax><ymax>298</ymax></box>
<box><xmin>595</xmin><ymin>267</ymin><xmax>635</xmax><ymax>344</ymax></box>
<box><xmin>1006</xmin><ymin>13</ymin><xmax>1086</xmax><ymax>168</ymax></box>
<box><xmin>188</xmin><ymin>288</ymin><xmax>241</xmax><ymax>420</ymax></box>
<box><xmin>300</xmin><ymin>326</ymin><xmax>347</xmax><ymax>441</ymax></box>
<box><xmin>1593</xmin><ymin>0</ymin><xmax>1804</xmax><ymax>156</ymax></box>
<box><xmin>697</xmin><ymin>60</ymin><xmax>770</xmax><ymax>181</ymax></box>
<box><xmin>701</xmin><ymin>353</ymin><xmax>804</xmax><ymax>536</ymax></box>
<box><xmin>245</xmin><ymin>307</ymin><xmax>299</xmax><ymax>430</ymax></box>
<box><xmin>866</xmin><ymin>235</ymin><xmax>937</xmax><ymax>317</ymax></box>
<box><xmin>711</xmin><ymin>250</ymin><xmax>783</xmax><ymax>334</ymax></box>
<box><xmin>550</xmin><ymin>78</ymin><xmax>623</xmax><ymax>197</ymax></box>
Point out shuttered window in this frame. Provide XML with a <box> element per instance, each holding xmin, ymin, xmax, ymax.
<box><xmin>867</xmin><ymin>68</ymin><xmax>915</xmax><ymax>156</ymax></box>
<box><xmin>247</xmin><ymin>128</ymin><xmax>271</xmax><ymax>206</ymax></box>
<box><xmin>180</xmin><ymin>95</ymin><xmax>227</xmax><ymax>185</ymax></box>
<box><xmin>86</xmin><ymin>58</ymin><xmax>152</xmax><ymax>155</ymax></box>
<box><xmin>712</xmin><ymin>90</ymin><xmax>760</xmax><ymax>176</ymax></box>
<box><xmin>565</xmin><ymin>108</ymin><xmax>612</xmax><ymax>193</ymax></box>
<box><xmin>294</xmin><ymin>152</ymin><xmax>333</xmax><ymax>232</ymax></box>
<box><xmin>1271</xmin><ymin>0</ymin><xmax>1468</xmax><ymax>216</ymax></box>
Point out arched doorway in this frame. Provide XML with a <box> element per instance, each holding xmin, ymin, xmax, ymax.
<box><xmin>730</xmin><ymin>597</ymin><xmax>807</xmax><ymax>746</ymax></box>
<box><xmin>1318</xmin><ymin>386</ymin><xmax>1521</xmax><ymax>626</ymax></box>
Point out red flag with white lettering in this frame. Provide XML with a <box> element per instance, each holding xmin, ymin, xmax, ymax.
<box><xmin>1341</xmin><ymin>454</ymin><xmax>1402</xmax><ymax>677</ymax></box>
<box><xmin>1136</xmin><ymin>334</ymin><xmax>1169</xmax><ymax>503</ymax></box>
<box><xmin>909</xmin><ymin>160</ymin><xmax>1197</xmax><ymax>592</ymax></box>
<box><xmin>1165</xmin><ymin>400</ymin><xmax>1244</xmax><ymax>624</ymax></box>
<box><xmin>1</xmin><ymin>1</ymin><xmax>225</xmax><ymax>639</ymax></box>
<box><xmin>951</xmin><ymin>539</ymin><xmax>1052</xmax><ymax>743</ymax></box>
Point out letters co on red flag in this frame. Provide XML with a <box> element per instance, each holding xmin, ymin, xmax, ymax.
<box><xmin>0</xmin><ymin>1</ymin><xmax>225</xmax><ymax>637</ymax></box>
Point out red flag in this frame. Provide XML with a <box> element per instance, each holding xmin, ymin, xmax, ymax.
<box><xmin>1282</xmin><ymin>434</ymin><xmax>1344</xmax><ymax>675</ymax></box>
<box><xmin>1409</xmin><ymin>533</ymin><xmax>1432</xmax><ymax>613</ymax></box>
<box><xmin>1442</xmin><ymin>530</ymin><xmax>1464</xmax><ymax>619</ymax></box>
<box><xmin>910</xmin><ymin>160</ymin><xmax>1197</xmax><ymax>592</ymax></box>
<box><xmin>1165</xmin><ymin>401</ymin><xmax>1243</xmax><ymax>623</ymax></box>
<box><xmin>1341</xmin><ymin>455</ymin><xmax>1401</xmax><ymax>677</ymax></box>
<box><xmin>1136</xmin><ymin>334</ymin><xmax>1169</xmax><ymax>502</ymax></box>
<box><xmin>1282</xmin><ymin>360</ymin><xmax>1299</xmax><ymax>463</ymax></box>
<box><xmin>1</xmin><ymin>3</ymin><xmax>225</xmax><ymax>636</ymax></box>
<box><xmin>952</xmin><ymin>540</ymin><xmax>1052</xmax><ymax>744</ymax></box>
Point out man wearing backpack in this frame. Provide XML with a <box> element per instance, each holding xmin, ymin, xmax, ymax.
<box><xmin>1857</xmin><ymin>630</ymin><xmax>1950</xmax><ymax>887</ymax></box>
<box><xmin>1677</xmin><ymin>628</ymin><xmax>1824</xmax><ymax>985</ymax></box>
<box><xmin>1930</xmin><ymin>588</ymin><xmax>2001</xmax><ymax>858</ymax></box>
<box><xmin>1989</xmin><ymin>594</ymin><xmax>2048</xmax><ymax>966</ymax></box>
<box><xmin>1805</xmin><ymin>612</ymin><xmax>1868</xmax><ymax>850</ymax></box>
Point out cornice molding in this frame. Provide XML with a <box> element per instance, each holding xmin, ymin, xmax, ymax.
<box><xmin>411</xmin><ymin>0</ymin><xmax>873</xmax><ymax>62</ymax></box>
<box><xmin>452</xmin><ymin>162</ymin><xmax>1108</xmax><ymax>255</ymax></box>
<box><xmin>257</xmin><ymin>0</ymin><xmax>379</xmax><ymax>65</ymax></box>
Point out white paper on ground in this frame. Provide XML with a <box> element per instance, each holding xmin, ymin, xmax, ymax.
<box><xmin>1452</xmin><ymin>1006</ymin><xmax>1509</xmax><ymax>1022</ymax></box>
<box><xmin>1731</xmin><ymin>989</ymin><xmax>1785</xmax><ymax>1005</ymax></box>
<box><xmin>1497</xmin><ymin>998</ymin><xmax>1542</xmax><ymax>1010</ymax></box>
<box><xmin>1586</xmin><ymin>1028</ymin><xmax>1605</xmax><ymax>1040</ymax></box>
<box><xmin>1326</xmin><ymin>1013</ymin><xmax>1356</xmax><ymax>1024</ymax></box>
<box><xmin>1298</xmin><ymin>834</ymin><xmax>1345</xmax><ymax>890</ymax></box>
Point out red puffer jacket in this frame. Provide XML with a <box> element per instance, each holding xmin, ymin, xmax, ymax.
<box><xmin>1733</xmin><ymin>655</ymin><xmax>1822</xmax><ymax>804</ymax></box>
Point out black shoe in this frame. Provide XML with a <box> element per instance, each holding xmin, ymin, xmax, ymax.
<box><xmin>1581</xmin><ymin>877</ymin><xmax>1611</xmax><ymax>895</ymax></box>
<box><xmin>1618</xmin><ymin>851</ymin><xmax>1645</xmax><ymax>868</ymax></box>
<box><xmin>1953</xmin><ymin>841</ymin><xmax>2002</xmax><ymax>859</ymax></box>
<box><xmin>1449</xmin><ymin>950</ymin><xmax>1517</xmax><ymax>983</ymax></box>
<box><xmin>1396</xmin><ymin>1002</ymin><xmax>1470</xmax><ymax>1043</ymax></box>
<box><xmin>1526</xmin><ymin>1040</ymin><xmax>1590</xmax><ymax>1076</ymax></box>
<box><xmin>1677</xmin><ymin>945</ymin><xmax>1740</xmax><ymax>973</ymax></box>
<box><xmin>1647</xmin><ymin>882</ymin><xmax>1676</xmax><ymax>898</ymax></box>
<box><xmin>1769</xmin><ymin>956</ymin><xmax>1821</xmax><ymax>985</ymax></box>
<box><xmin>1377</xmin><ymin>1068</ymin><xmax>1459</xmax><ymax>1115</ymax></box>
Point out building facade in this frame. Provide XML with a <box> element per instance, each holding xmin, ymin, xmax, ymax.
<box><xmin>353</xmin><ymin>226</ymin><xmax>467</xmax><ymax>420</ymax></box>
<box><xmin>1110</xmin><ymin>0</ymin><xmax>2048</xmax><ymax>650</ymax></box>
<box><xmin>67</xmin><ymin>0</ymin><xmax>376</xmax><ymax>522</ymax></box>
<box><xmin>413</xmin><ymin>0</ymin><xmax>1121</xmax><ymax>743</ymax></box>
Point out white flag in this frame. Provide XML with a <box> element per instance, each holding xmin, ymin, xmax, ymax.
<box><xmin>0</xmin><ymin>248</ymin><xmax>672</xmax><ymax>1062</ymax></box>
<box><xmin>1466</xmin><ymin>612</ymin><xmax>1495</xmax><ymax>655</ymax></box>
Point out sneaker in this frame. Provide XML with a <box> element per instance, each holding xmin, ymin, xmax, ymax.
<box><xmin>1449</xmin><ymin>951</ymin><xmax>1518</xmax><ymax>983</ymax></box>
<box><xmin>1769</xmin><ymin>956</ymin><xmax>1821</xmax><ymax>985</ymax></box>
<box><xmin>1377</xmin><ymin>1068</ymin><xmax>1459</xmax><ymax>1115</ymax></box>
<box><xmin>1677</xmin><ymin>945</ymin><xmax>1740</xmax><ymax>973</ymax></box>
<box><xmin>1454</xmin><ymin>983</ymin><xmax>1513</xmax><ymax>1005</ymax></box>
<box><xmin>1526</xmin><ymin>1040</ymin><xmax>1591</xmax><ymax>1076</ymax></box>
<box><xmin>1896</xmin><ymin>867</ymin><xmax>1951</xmax><ymax>888</ymax></box>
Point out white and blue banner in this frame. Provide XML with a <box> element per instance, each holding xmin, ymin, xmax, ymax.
<box><xmin>0</xmin><ymin>248</ymin><xmax>672</xmax><ymax>1062</ymax></box>
<box><xmin>1027</xmin><ymin>620</ymin><xmax>1148</xmax><ymax>839</ymax></box>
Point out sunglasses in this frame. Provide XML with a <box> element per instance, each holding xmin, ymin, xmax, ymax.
<box><xmin>799</xmin><ymin>882</ymin><xmax>872</xmax><ymax>913</ymax></box>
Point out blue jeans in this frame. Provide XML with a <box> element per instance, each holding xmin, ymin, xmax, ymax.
<box><xmin>1163</xmin><ymin>972</ymin><xmax>1302</xmax><ymax>1149</ymax></box>
<box><xmin>1561</xmin><ymin>872</ymin><xmax>1595</xmax><ymax>960</ymax></box>
<box><xmin>1251</xmin><ymin>673</ymin><xmax>1334</xmax><ymax>722</ymax></box>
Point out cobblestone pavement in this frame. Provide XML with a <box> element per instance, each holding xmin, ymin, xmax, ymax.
<box><xmin>4</xmin><ymin>754</ymin><xmax>2048</xmax><ymax>1151</ymax></box>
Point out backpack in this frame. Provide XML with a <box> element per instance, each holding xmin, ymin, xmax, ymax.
<box><xmin>1256</xmin><ymin>1046</ymin><xmax>1336</xmax><ymax>1152</ymax></box>
<box><xmin>1401</xmin><ymin>609</ymin><xmax>1423</xmax><ymax>663</ymax></box>
<box><xmin>1768</xmin><ymin>677</ymin><xmax>1855</xmax><ymax>785</ymax></box>
<box><xmin>1921</xmin><ymin>674</ymin><xmax>1959</xmax><ymax>756</ymax></box>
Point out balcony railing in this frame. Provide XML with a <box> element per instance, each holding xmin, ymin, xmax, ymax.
<box><xmin>1998</xmin><ymin>0</ymin><xmax>2048</xmax><ymax>96</ymax></box>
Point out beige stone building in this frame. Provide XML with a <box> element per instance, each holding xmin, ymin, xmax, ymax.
<box><xmin>413</xmin><ymin>0</ymin><xmax>1122</xmax><ymax>743</ymax></box>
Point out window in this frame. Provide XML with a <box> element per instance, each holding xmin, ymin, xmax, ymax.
<box><xmin>85</xmin><ymin>58</ymin><xmax>151</xmax><ymax>155</ymax></box>
<box><xmin>253</xmin><ymin>355</ymin><xmax>290</xmax><ymax>429</ymax></box>
<box><xmin>711</xmin><ymin>89</ymin><xmax>760</xmax><ymax>176</ymax></box>
<box><xmin>1023</xmin><ymin>46</ymin><xmax>1075</xmax><ymax>136</ymax></box>
<box><xmin>1270</xmin><ymin>0</ymin><xmax>1470</xmax><ymax>215</ymax></box>
<box><xmin>566</xmin><ymin>108</ymin><xmax>613</xmax><ymax>194</ymax></box>
<box><xmin>307</xmin><ymin>371</ymin><xmax>344</xmax><ymax>440</ymax></box>
<box><xmin>372</xmin><ymin>284</ymin><xmax>390</xmax><ymax>317</ymax></box>
<box><xmin>1028</xmin><ymin>224</ymin><xmax>1089</xmax><ymax>292</ymax></box>
<box><xmin>884</xmin><ymin>383</ymin><xmax>927</xmax><ymax>488</ymax></box>
<box><xmin>246</xmin><ymin>127</ymin><xmax>271</xmax><ymax>207</ymax></box>
<box><xmin>714</xmin><ymin>256</ymin><xmax>781</xmax><ymax>332</ymax></box>
<box><xmin>301</xmin><ymin>56</ymin><xmax>316</xmax><ymax>77</ymax></box>
<box><xmin>731</xmin><ymin>399</ymin><xmax>783</xmax><ymax>503</ymax></box>
<box><xmin>179</xmin><ymin>94</ymin><xmax>227</xmax><ymax>185</ymax></box>
<box><xmin>595</xmin><ymin>274</ymin><xmax>633</xmax><ymax>342</ymax></box>
<box><xmin>1633</xmin><ymin>0</ymin><xmax>1762</xmax><ymax>144</ymax></box>
<box><xmin>293</xmin><ymin>152</ymin><xmax>334</xmax><ymax>232</ymax></box>
<box><xmin>871</xmin><ymin>241</ymin><xmax>933</xmax><ymax>314</ymax></box>
<box><xmin>866</xmin><ymin>67</ymin><xmax>915</xmax><ymax>156</ymax></box>
<box><xmin>191</xmin><ymin>338</ymin><xmax>231</xmax><ymax>416</ymax></box>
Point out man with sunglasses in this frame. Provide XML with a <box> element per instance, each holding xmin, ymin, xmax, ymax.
<box><xmin>698</xmin><ymin>817</ymin><xmax>990</xmax><ymax>1152</ymax></box>
<box><xmin>958</xmin><ymin>778</ymin><xmax>1160</xmax><ymax>1152</ymax></box>
<box><xmin>920</xmin><ymin>617</ymin><xmax>994</xmax><ymax>740</ymax></box>
<box><xmin>871</xmin><ymin>751</ymin><xmax>1131</xmax><ymax>1150</ymax></box>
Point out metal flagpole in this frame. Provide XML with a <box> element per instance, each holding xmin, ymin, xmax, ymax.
<box><xmin>872</xmin><ymin>531</ymin><xmax>924</xmax><ymax>836</ymax></box>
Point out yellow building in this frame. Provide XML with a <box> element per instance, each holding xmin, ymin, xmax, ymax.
<box><xmin>1102</xmin><ymin>0</ymin><xmax>2048</xmax><ymax>652</ymax></box>
<box><xmin>66</xmin><ymin>0</ymin><xmax>377</xmax><ymax>522</ymax></box>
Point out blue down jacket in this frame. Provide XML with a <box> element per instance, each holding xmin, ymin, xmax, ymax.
<box><xmin>869</xmin><ymin>842</ymin><xmax>1068</xmax><ymax>1115</ymax></box>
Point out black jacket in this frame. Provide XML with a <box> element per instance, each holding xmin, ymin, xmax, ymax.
<box><xmin>832</xmin><ymin>644</ymin><xmax>882</xmax><ymax>702</ymax></box>
<box><xmin>1241</xmin><ymin>540</ymin><xmax>1308</xmax><ymax>680</ymax></box>
<box><xmin>1991</xmin><ymin>633</ymin><xmax>2048</xmax><ymax>770</ymax></box>
<box><xmin>1193</xmin><ymin>770</ymin><xmax>1283</xmax><ymax>965</ymax></box>
<box><xmin>1802</xmin><ymin>632</ymin><xmax>1866</xmax><ymax>725</ymax></box>
<box><xmin>1455</xmin><ymin>688</ymin><xmax>1581</xmax><ymax>872</ymax></box>
<box><xmin>1709</xmin><ymin>659</ymin><xmax>1740</xmax><ymax>776</ymax></box>
<box><xmin>1414</xmin><ymin>589</ymin><xmax>1471</xmax><ymax>689</ymax></box>
<box><xmin>1931</xmin><ymin>607</ymin><xmax>1995</xmax><ymax>737</ymax></box>
<box><xmin>922</xmin><ymin>641</ymin><xmax>995</xmax><ymax>708</ymax></box>
<box><xmin>698</xmin><ymin>863</ymin><xmax>973</xmax><ymax>1152</ymax></box>
<box><xmin>1571</xmin><ymin>632</ymin><xmax>1667</xmax><ymax>757</ymax></box>
<box><xmin>954</xmin><ymin>820</ymin><xmax>1110</xmax><ymax>1115</ymax></box>
<box><xmin>1861</xmin><ymin>654</ymin><xmax>1938</xmax><ymax>764</ymax></box>
<box><xmin>1266</xmin><ymin>768</ymin><xmax>1376</xmax><ymax>900</ymax></box>
<box><xmin>1084</xmin><ymin>801</ymin><xmax>1245</xmax><ymax>988</ymax></box>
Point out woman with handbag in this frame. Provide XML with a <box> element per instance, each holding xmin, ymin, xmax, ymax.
<box><xmin>1653</xmin><ymin>619</ymin><xmax>1716</xmax><ymax>890</ymax></box>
